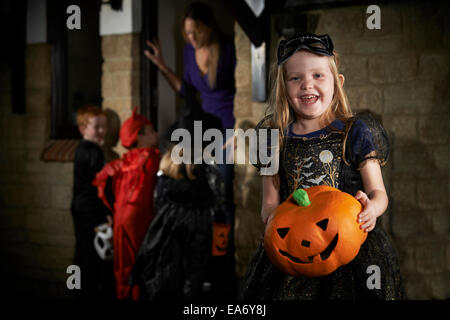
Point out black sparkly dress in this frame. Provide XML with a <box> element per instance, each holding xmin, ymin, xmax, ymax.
<box><xmin>241</xmin><ymin>112</ymin><xmax>405</xmax><ymax>300</ymax></box>
<box><xmin>130</xmin><ymin>163</ymin><xmax>230</xmax><ymax>301</ymax></box>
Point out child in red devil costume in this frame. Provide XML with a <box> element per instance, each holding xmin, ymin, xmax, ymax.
<box><xmin>93</xmin><ymin>108</ymin><xmax>160</xmax><ymax>300</ymax></box>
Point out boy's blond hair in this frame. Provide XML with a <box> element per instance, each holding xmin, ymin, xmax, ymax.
<box><xmin>76</xmin><ymin>104</ymin><xmax>106</xmax><ymax>128</ymax></box>
<box><xmin>266</xmin><ymin>45</ymin><xmax>352</xmax><ymax>150</ymax></box>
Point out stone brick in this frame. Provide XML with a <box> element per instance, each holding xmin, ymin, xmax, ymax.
<box><xmin>339</xmin><ymin>56</ymin><xmax>368</xmax><ymax>85</ymax></box>
<box><xmin>432</xmin><ymin>145</ymin><xmax>450</xmax><ymax>175</ymax></box>
<box><xmin>415</xmin><ymin>242</ymin><xmax>446</xmax><ymax>275</ymax></box>
<box><xmin>403</xmin><ymin>273</ymin><xmax>431</xmax><ymax>299</ymax></box>
<box><xmin>368</xmin><ymin>53</ymin><xmax>418</xmax><ymax>84</ymax></box>
<box><xmin>417</xmin><ymin>53</ymin><xmax>450</xmax><ymax>81</ymax></box>
<box><xmin>391</xmin><ymin>209</ymin><xmax>424</xmax><ymax>239</ymax></box>
<box><xmin>315</xmin><ymin>7</ymin><xmax>365</xmax><ymax>40</ymax></box>
<box><xmin>390</xmin><ymin>178</ymin><xmax>417</xmax><ymax>208</ymax></box>
<box><xmin>391</xmin><ymin>145</ymin><xmax>433</xmax><ymax>178</ymax></box>
<box><xmin>0</xmin><ymin>185</ymin><xmax>32</xmax><ymax>207</ymax></box>
<box><xmin>26</xmin><ymin>44</ymin><xmax>51</xmax><ymax>90</ymax></box>
<box><xmin>234</xmin><ymin>90</ymin><xmax>253</xmax><ymax>118</ymax></box>
<box><xmin>383</xmin><ymin>115</ymin><xmax>417</xmax><ymax>146</ymax></box>
<box><xmin>116</xmin><ymin>33</ymin><xmax>140</xmax><ymax>59</ymax></box>
<box><xmin>426</xmin><ymin>209</ymin><xmax>449</xmax><ymax>235</ymax></box>
<box><xmin>418</xmin><ymin>115</ymin><xmax>450</xmax><ymax>145</ymax></box>
<box><xmin>26</xmin><ymin>89</ymin><xmax>51</xmax><ymax>115</ymax></box>
<box><xmin>416</xmin><ymin>178</ymin><xmax>448</xmax><ymax>210</ymax></box>
<box><xmin>51</xmin><ymin>185</ymin><xmax>73</xmax><ymax>210</ymax></box>
<box><xmin>101</xmin><ymin>35</ymin><xmax>118</xmax><ymax>59</ymax></box>
<box><xmin>345</xmin><ymin>85</ymin><xmax>383</xmax><ymax>114</ymax></box>
<box><xmin>353</xmin><ymin>36</ymin><xmax>402</xmax><ymax>55</ymax></box>
<box><xmin>430</xmin><ymin>273</ymin><xmax>450</xmax><ymax>299</ymax></box>
<box><xmin>384</xmin><ymin>82</ymin><xmax>435</xmax><ymax>115</ymax></box>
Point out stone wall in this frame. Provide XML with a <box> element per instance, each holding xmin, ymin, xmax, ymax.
<box><xmin>0</xmin><ymin>44</ymin><xmax>75</xmax><ymax>298</ymax></box>
<box><xmin>101</xmin><ymin>32</ymin><xmax>141</xmax><ymax>158</ymax></box>
<box><xmin>0</xmin><ymin>32</ymin><xmax>140</xmax><ymax>298</ymax></box>
<box><xmin>233</xmin><ymin>1</ymin><xmax>449</xmax><ymax>299</ymax></box>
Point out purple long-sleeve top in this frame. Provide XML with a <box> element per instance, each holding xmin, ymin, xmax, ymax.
<box><xmin>179</xmin><ymin>40</ymin><xmax>236</xmax><ymax>130</ymax></box>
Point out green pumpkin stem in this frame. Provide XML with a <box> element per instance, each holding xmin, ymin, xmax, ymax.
<box><xmin>293</xmin><ymin>189</ymin><xmax>311</xmax><ymax>207</ymax></box>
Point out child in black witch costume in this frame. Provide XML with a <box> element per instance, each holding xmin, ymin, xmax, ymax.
<box><xmin>130</xmin><ymin>82</ymin><xmax>234</xmax><ymax>301</ymax></box>
<box><xmin>240</xmin><ymin>32</ymin><xmax>405</xmax><ymax>300</ymax></box>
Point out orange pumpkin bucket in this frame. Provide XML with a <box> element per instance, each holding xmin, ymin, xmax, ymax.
<box><xmin>212</xmin><ymin>223</ymin><xmax>231</xmax><ymax>256</ymax></box>
<box><xmin>264</xmin><ymin>186</ymin><xmax>367</xmax><ymax>277</ymax></box>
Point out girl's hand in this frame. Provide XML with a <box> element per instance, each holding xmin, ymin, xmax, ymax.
<box><xmin>355</xmin><ymin>190</ymin><xmax>377</xmax><ymax>232</ymax></box>
<box><xmin>144</xmin><ymin>39</ymin><xmax>167</xmax><ymax>72</ymax></box>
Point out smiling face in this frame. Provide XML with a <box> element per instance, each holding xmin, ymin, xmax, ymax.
<box><xmin>80</xmin><ymin>115</ymin><xmax>107</xmax><ymax>145</ymax></box>
<box><xmin>284</xmin><ymin>50</ymin><xmax>336</xmax><ymax>126</ymax></box>
<box><xmin>264</xmin><ymin>186</ymin><xmax>367</xmax><ymax>278</ymax></box>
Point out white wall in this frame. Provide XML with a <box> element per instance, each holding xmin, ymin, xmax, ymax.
<box><xmin>100</xmin><ymin>0</ymin><xmax>141</xmax><ymax>35</ymax></box>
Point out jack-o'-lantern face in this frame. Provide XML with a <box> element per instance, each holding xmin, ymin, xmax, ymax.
<box><xmin>212</xmin><ymin>223</ymin><xmax>231</xmax><ymax>256</ymax></box>
<box><xmin>264</xmin><ymin>186</ymin><xmax>367</xmax><ymax>277</ymax></box>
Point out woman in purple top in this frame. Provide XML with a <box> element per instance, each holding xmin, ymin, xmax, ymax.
<box><xmin>144</xmin><ymin>3</ymin><xmax>236</xmax><ymax>130</ymax></box>
<box><xmin>144</xmin><ymin>2</ymin><xmax>237</xmax><ymax>298</ymax></box>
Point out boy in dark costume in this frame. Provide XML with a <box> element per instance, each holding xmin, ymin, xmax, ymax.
<box><xmin>71</xmin><ymin>104</ymin><xmax>115</xmax><ymax>299</ymax></box>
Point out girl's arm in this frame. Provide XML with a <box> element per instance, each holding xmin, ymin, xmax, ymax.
<box><xmin>355</xmin><ymin>159</ymin><xmax>389</xmax><ymax>232</ymax></box>
<box><xmin>261</xmin><ymin>175</ymin><xmax>280</xmax><ymax>224</ymax></box>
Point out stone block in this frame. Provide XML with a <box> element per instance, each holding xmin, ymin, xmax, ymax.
<box><xmin>339</xmin><ymin>56</ymin><xmax>368</xmax><ymax>85</ymax></box>
<box><xmin>415</xmin><ymin>242</ymin><xmax>446</xmax><ymax>275</ymax></box>
<box><xmin>432</xmin><ymin>145</ymin><xmax>450</xmax><ymax>175</ymax></box>
<box><xmin>416</xmin><ymin>178</ymin><xmax>447</xmax><ymax>210</ymax></box>
<box><xmin>426</xmin><ymin>209</ymin><xmax>449</xmax><ymax>235</ymax></box>
<box><xmin>391</xmin><ymin>145</ymin><xmax>433</xmax><ymax>177</ymax></box>
<box><xmin>51</xmin><ymin>185</ymin><xmax>73</xmax><ymax>210</ymax></box>
<box><xmin>26</xmin><ymin>44</ymin><xmax>51</xmax><ymax>90</ymax></box>
<box><xmin>352</xmin><ymin>36</ymin><xmax>402</xmax><ymax>55</ymax></box>
<box><xmin>430</xmin><ymin>273</ymin><xmax>450</xmax><ymax>299</ymax></box>
<box><xmin>418</xmin><ymin>115</ymin><xmax>450</xmax><ymax>145</ymax></box>
<box><xmin>383</xmin><ymin>115</ymin><xmax>417</xmax><ymax>146</ymax></box>
<box><xmin>101</xmin><ymin>35</ymin><xmax>118</xmax><ymax>59</ymax></box>
<box><xmin>417</xmin><ymin>53</ymin><xmax>450</xmax><ymax>81</ymax></box>
<box><xmin>384</xmin><ymin>82</ymin><xmax>435</xmax><ymax>115</ymax></box>
<box><xmin>403</xmin><ymin>273</ymin><xmax>431</xmax><ymax>299</ymax></box>
<box><xmin>368</xmin><ymin>53</ymin><xmax>418</xmax><ymax>84</ymax></box>
<box><xmin>117</xmin><ymin>33</ymin><xmax>141</xmax><ymax>59</ymax></box>
<box><xmin>0</xmin><ymin>185</ymin><xmax>32</xmax><ymax>207</ymax></box>
<box><xmin>234</xmin><ymin>89</ymin><xmax>253</xmax><ymax>118</ymax></box>
<box><xmin>315</xmin><ymin>7</ymin><xmax>365</xmax><ymax>40</ymax></box>
<box><xmin>346</xmin><ymin>85</ymin><xmax>383</xmax><ymax>114</ymax></box>
<box><xmin>26</xmin><ymin>88</ymin><xmax>51</xmax><ymax>115</ymax></box>
<box><xmin>30</xmin><ymin>184</ymin><xmax>52</xmax><ymax>208</ymax></box>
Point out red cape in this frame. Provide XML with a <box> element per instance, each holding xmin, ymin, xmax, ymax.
<box><xmin>93</xmin><ymin>147</ymin><xmax>160</xmax><ymax>300</ymax></box>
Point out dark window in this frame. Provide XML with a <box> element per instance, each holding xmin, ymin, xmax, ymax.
<box><xmin>47</xmin><ymin>0</ymin><xmax>102</xmax><ymax>139</ymax></box>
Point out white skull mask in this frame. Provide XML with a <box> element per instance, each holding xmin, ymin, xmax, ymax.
<box><xmin>93</xmin><ymin>223</ymin><xmax>113</xmax><ymax>261</ymax></box>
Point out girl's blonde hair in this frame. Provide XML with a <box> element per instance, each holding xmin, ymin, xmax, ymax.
<box><xmin>266</xmin><ymin>45</ymin><xmax>352</xmax><ymax>150</ymax></box>
<box><xmin>159</xmin><ymin>144</ymin><xmax>197</xmax><ymax>181</ymax></box>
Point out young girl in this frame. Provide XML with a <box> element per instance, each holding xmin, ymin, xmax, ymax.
<box><xmin>241</xmin><ymin>32</ymin><xmax>405</xmax><ymax>300</ymax></box>
<box><xmin>129</xmin><ymin>83</ymin><xmax>234</xmax><ymax>301</ymax></box>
